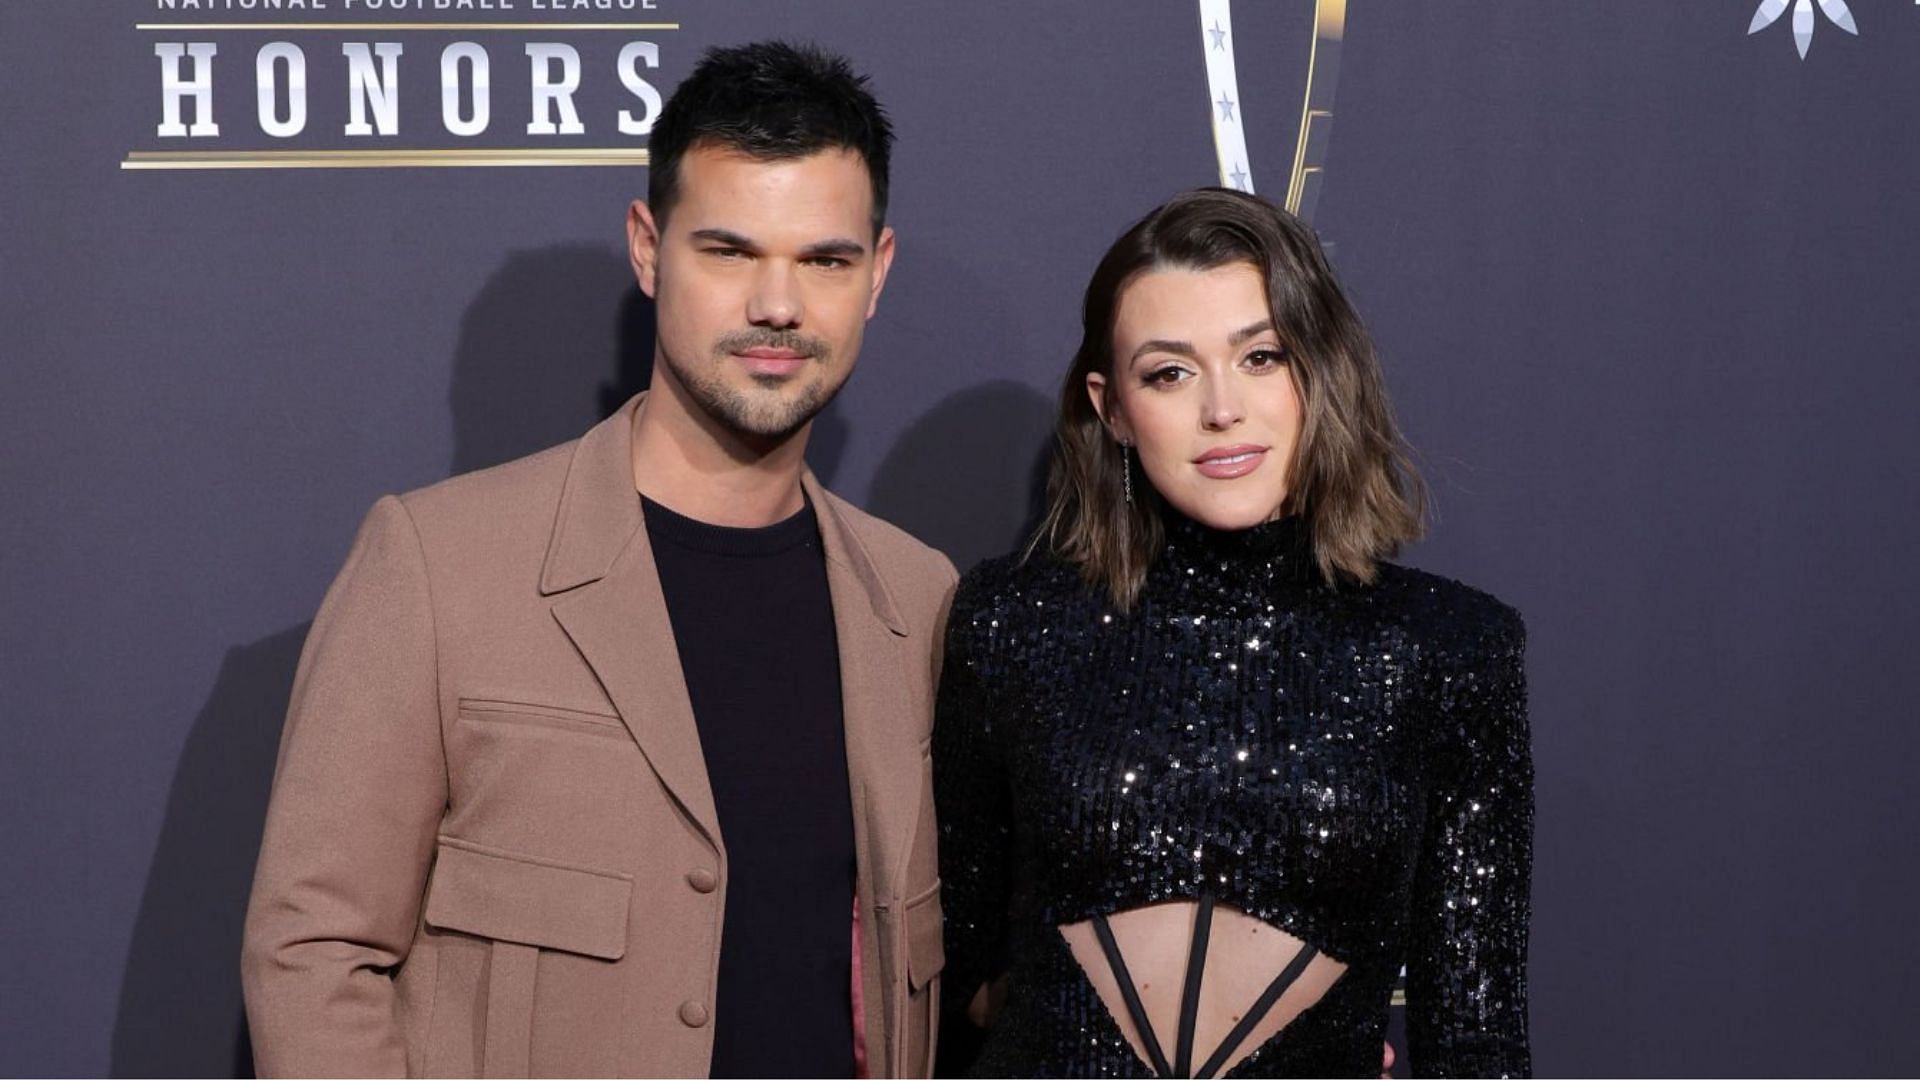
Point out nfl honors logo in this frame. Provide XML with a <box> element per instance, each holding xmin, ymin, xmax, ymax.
<box><xmin>127</xmin><ymin>5</ymin><xmax>677</xmax><ymax>169</ymax></box>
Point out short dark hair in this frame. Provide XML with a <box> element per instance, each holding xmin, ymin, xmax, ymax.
<box><xmin>648</xmin><ymin>41</ymin><xmax>894</xmax><ymax>235</ymax></box>
<box><xmin>1034</xmin><ymin>188</ymin><xmax>1425</xmax><ymax>609</ymax></box>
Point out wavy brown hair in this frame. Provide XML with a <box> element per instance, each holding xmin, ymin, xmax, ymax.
<box><xmin>1032</xmin><ymin>188</ymin><xmax>1424</xmax><ymax>609</ymax></box>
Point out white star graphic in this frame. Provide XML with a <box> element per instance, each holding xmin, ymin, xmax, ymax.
<box><xmin>1215</xmin><ymin>92</ymin><xmax>1236</xmax><ymax>123</ymax></box>
<box><xmin>1228</xmin><ymin>163</ymin><xmax>1249</xmax><ymax>191</ymax></box>
<box><xmin>1208</xmin><ymin>20</ymin><xmax>1229</xmax><ymax>50</ymax></box>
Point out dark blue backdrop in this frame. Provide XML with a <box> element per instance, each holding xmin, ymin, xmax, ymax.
<box><xmin>3</xmin><ymin>2</ymin><xmax>1917</xmax><ymax>1074</ymax></box>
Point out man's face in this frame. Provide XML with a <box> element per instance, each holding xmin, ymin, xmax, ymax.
<box><xmin>628</xmin><ymin>144</ymin><xmax>895</xmax><ymax>440</ymax></box>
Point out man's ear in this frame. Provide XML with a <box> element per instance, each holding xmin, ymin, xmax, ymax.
<box><xmin>866</xmin><ymin>225</ymin><xmax>896</xmax><ymax>320</ymax></box>
<box><xmin>1086</xmin><ymin>372</ymin><xmax>1132</xmax><ymax>444</ymax></box>
<box><xmin>628</xmin><ymin>200</ymin><xmax>662</xmax><ymax>298</ymax></box>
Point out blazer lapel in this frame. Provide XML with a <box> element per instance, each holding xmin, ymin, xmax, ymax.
<box><xmin>541</xmin><ymin>396</ymin><xmax>721</xmax><ymax>850</ymax></box>
<box><xmin>807</xmin><ymin>473</ymin><xmax>918</xmax><ymax>899</ymax></box>
<box><xmin>532</xmin><ymin>403</ymin><xmax>919</xmax><ymax>873</ymax></box>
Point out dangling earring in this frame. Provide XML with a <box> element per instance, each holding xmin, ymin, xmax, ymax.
<box><xmin>1121</xmin><ymin>441</ymin><xmax>1134</xmax><ymax>505</ymax></box>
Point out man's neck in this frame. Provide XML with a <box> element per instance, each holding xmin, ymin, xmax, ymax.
<box><xmin>629</xmin><ymin>371</ymin><xmax>811</xmax><ymax>528</ymax></box>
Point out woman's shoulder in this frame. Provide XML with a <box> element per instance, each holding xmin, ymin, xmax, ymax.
<box><xmin>1361</xmin><ymin>562</ymin><xmax>1526</xmax><ymax>653</ymax></box>
<box><xmin>949</xmin><ymin>548</ymin><xmax>1103</xmax><ymax>643</ymax></box>
<box><xmin>955</xmin><ymin>548</ymin><xmax>1096</xmax><ymax>611</ymax></box>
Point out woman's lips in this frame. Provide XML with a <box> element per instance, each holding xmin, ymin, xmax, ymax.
<box><xmin>1193</xmin><ymin>445</ymin><xmax>1268</xmax><ymax>479</ymax></box>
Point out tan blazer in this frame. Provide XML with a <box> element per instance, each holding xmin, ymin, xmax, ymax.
<box><xmin>242</xmin><ymin>394</ymin><xmax>957</xmax><ymax>1078</ymax></box>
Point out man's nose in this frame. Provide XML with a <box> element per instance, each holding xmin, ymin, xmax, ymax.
<box><xmin>746</xmin><ymin>262</ymin><xmax>803</xmax><ymax>328</ymax></box>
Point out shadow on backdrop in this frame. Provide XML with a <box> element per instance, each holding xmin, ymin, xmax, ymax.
<box><xmin>108</xmin><ymin>626</ymin><xmax>306</xmax><ymax>1078</ymax></box>
<box><xmin>111</xmin><ymin>245</ymin><xmax>660</xmax><ymax>1077</ymax></box>
<box><xmin>450</xmin><ymin>243</ymin><xmax>656</xmax><ymax>474</ymax></box>
<box><xmin>867</xmin><ymin>380</ymin><xmax>1056</xmax><ymax>573</ymax></box>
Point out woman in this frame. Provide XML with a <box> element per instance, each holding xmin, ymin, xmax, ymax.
<box><xmin>934</xmin><ymin>188</ymin><xmax>1532</xmax><ymax>1078</ymax></box>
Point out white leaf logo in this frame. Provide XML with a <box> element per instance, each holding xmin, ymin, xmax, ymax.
<box><xmin>1749</xmin><ymin>0</ymin><xmax>1859</xmax><ymax>59</ymax></box>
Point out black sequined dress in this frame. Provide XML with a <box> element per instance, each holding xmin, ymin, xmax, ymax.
<box><xmin>933</xmin><ymin>514</ymin><xmax>1532</xmax><ymax>1077</ymax></box>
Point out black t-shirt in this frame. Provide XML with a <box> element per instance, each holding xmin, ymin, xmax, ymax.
<box><xmin>643</xmin><ymin>494</ymin><xmax>855</xmax><ymax>1079</ymax></box>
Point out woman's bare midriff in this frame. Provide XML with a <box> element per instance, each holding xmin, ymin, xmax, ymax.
<box><xmin>1057</xmin><ymin>898</ymin><xmax>1347</xmax><ymax>1077</ymax></box>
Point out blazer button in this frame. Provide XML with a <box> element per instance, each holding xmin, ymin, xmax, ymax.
<box><xmin>679</xmin><ymin>1000</ymin><xmax>710</xmax><ymax>1028</ymax></box>
<box><xmin>685</xmin><ymin>868</ymin><xmax>718</xmax><ymax>893</ymax></box>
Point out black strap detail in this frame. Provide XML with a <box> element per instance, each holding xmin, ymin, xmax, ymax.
<box><xmin>1174</xmin><ymin>891</ymin><xmax>1215</xmax><ymax>1078</ymax></box>
<box><xmin>1192</xmin><ymin>941</ymin><xmax>1320</xmax><ymax>1080</ymax></box>
<box><xmin>1092</xmin><ymin>913</ymin><xmax>1174</xmax><ymax>1078</ymax></box>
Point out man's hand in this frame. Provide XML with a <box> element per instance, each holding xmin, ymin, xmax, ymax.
<box><xmin>1381</xmin><ymin>1040</ymin><xmax>1396</xmax><ymax>1079</ymax></box>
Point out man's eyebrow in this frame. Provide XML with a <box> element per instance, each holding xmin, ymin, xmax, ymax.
<box><xmin>801</xmin><ymin>238</ymin><xmax>868</xmax><ymax>259</ymax></box>
<box><xmin>1229</xmin><ymin>320</ymin><xmax>1276</xmax><ymax>346</ymax></box>
<box><xmin>689</xmin><ymin>228</ymin><xmax>760</xmax><ymax>251</ymax></box>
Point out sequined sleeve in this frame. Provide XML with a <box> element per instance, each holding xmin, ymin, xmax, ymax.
<box><xmin>931</xmin><ymin>579</ymin><xmax>1016</xmax><ymax>1050</ymax></box>
<box><xmin>1406</xmin><ymin>606</ymin><xmax>1534</xmax><ymax>1078</ymax></box>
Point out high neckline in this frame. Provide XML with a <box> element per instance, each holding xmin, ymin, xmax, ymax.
<box><xmin>1157</xmin><ymin>508</ymin><xmax>1320</xmax><ymax>587</ymax></box>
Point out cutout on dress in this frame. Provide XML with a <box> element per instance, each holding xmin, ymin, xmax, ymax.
<box><xmin>1058</xmin><ymin>894</ymin><xmax>1347</xmax><ymax>1078</ymax></box>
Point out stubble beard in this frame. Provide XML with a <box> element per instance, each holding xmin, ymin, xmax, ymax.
<box><xmin>664</xmin><ymin>331</ymin><xmax>844</xmax><ymax>441</ymax></box>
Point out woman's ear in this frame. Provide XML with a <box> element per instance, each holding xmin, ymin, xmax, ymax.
<box><xmin>1086</xmin><ymin>372</ymin><xmax>1132</xmax><ymax>445</ymax></box>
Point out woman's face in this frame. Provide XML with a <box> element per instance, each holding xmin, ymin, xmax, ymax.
<box><xmin>1088</xmin><ymin>262</ymin><xmax>1303</xmax><ymax>531</ymax></box>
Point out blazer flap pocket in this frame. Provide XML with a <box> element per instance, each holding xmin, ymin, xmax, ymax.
<box><xmin>903</xmin><ymin>878</ymin><xmax>945</xmax><ymax>991</ymax></box>
<box><xmin>425</xmin><ymin>839</ymin><xmax>632</xmax><ymax>960</ymax></box>
<box><xmin>457</xmin><ymin>697</ymin><xmax>627</xmax><ymax>738</ymax></box>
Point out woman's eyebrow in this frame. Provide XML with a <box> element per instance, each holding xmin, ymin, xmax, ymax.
<box><xmin>1228</xmin><ymin>319</ymin><xmax>1276</xmax><ymax>346</ymax></box>
<box><xmin>1129</xmin><ymin>320</ymin><xmax>1276</xmax><ymax>368</ymax></box>
<box><xmin>1128</xmin><ymin>338</ymin><xmax>1197</xmax><ymax>367</ymax></box>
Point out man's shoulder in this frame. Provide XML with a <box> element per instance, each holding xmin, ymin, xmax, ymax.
<box><xmin>392</xmin><ymin>439</ymin><xmax>578</xmax><ymax>530</ymax></box>
<box><xmin>815</xmin><ymin>488</ymin><xmax>958</xmax><ymax>596</ymax></box>
<box><xmin>351</xmin><ymin>439</ymin><xmax>585</xmax><ymax>588</ymax></box>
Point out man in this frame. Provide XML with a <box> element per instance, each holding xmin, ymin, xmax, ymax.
<box><xmin>242</xmin><ymin>42</ymin><xmax>954</xmax><ymax>1078</ymax></box>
